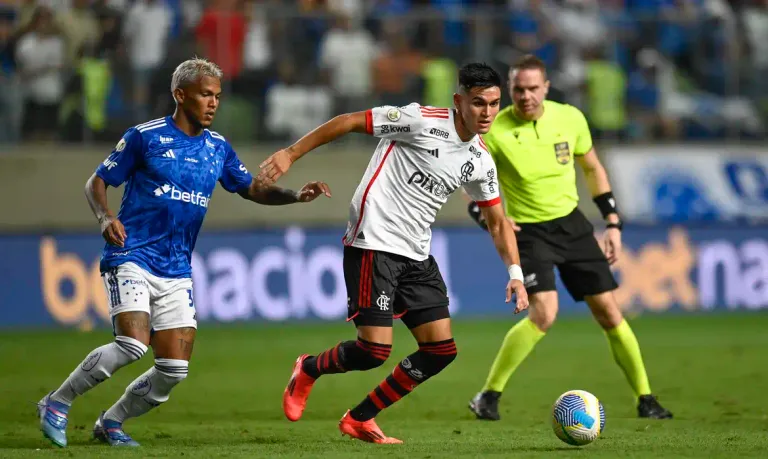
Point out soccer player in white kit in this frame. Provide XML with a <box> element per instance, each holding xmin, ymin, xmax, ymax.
<box><xmin>258</xmin><ymin>63</ymin><xmax>530</xmax><ymax>444</ymax></box>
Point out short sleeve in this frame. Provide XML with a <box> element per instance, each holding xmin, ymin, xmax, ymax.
<box><xmin>96</xmin><ymin>128</ymin><xmax>143</xmax><ymax>187</ymax></box>
<box><xmin>463</xmin><ymin>149</ymin><xmax>501</xmax><ymax>207</ymax></box>
<box><xmin>572</xmin><ymin>107</ymin><xmax>593</xmax><ymax>155</ymax></box>
<box><xmin>365</xmin><ymin>102</ymin><xmax>427</xmax><ymax>143</ymax></box>
<box><xmin>218</xmin><ymin>143</ymin><xmax>253</xmax><ymax>193</ymax></box>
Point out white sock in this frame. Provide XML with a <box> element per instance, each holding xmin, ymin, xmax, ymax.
<box><xmin>51</xmin><ymin>336</ymin><xmax>148</xmax><ymax>406</ymax></box>
<box><xmin>104</xmin><ymin>358</ymin><xmax>189</xmax><ymax>424</ymax></box>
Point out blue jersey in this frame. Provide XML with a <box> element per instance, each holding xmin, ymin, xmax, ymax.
<box><xmin>95</xmin><ymin>116</ymin><xmax>253</xmax><ymax>278</ymax></box>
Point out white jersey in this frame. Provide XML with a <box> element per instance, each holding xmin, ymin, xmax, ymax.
<box><xmin>343</xmin><ymin>103</ymin><xmax>500</xmax><ymax>261</ymax></box>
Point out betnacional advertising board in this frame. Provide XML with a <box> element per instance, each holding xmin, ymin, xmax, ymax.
<box><xmin>0</xmin><ymin>225</ymin><xmax>766</xmax><ymax>329</ymax></box>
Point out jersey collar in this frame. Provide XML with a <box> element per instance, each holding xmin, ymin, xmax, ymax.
<box><xmin>166</xmin><ymin>115</ymin><xmax>206</xmax><ymax>140</ymax></box>
<box><xmin>449</xmin><ymin>109</ymin><xmax>477</xmax><ymax>146</ymax></box>
<box><xmin>511</xmin><ymin>102</ymin><xmax>546</xmax><ymax>124</ymax></box>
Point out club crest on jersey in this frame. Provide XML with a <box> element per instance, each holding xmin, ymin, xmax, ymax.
<box><xmin>387</xmin><ymin>108</ymin><xmax>401</xmax><ymax>122</ymax></box>
<box><xmin>460</xmin><ymin>160</ymin><xmax>475</xmax><ymax>182</ymax></box>
<box><xmin>115</xmin><ymin>138</ymin><xmax>126</xmax><ymax>152</ymax></box>
<box><xmin>554</xmin><ymin>142</ymin><xmax>570</xmax><ymax>164</ymax></box>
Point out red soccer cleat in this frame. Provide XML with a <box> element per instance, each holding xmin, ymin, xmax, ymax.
<box><xmin>283</xmin><ymin>354</ymin><xmax>317</xmax><ymax>422</ymax></box>
<box><xmin>338</xmin><ymin>410</ymin><xmax>403</xmax><ymax>444</ymax></box>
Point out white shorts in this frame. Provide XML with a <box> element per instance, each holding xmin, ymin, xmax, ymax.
<box><xmin>102</xmin><ymin>262</ymin><xmax>197</xmax><ymax>332</ymax></box>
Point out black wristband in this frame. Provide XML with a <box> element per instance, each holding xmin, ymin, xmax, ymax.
<box><xmin>606</xmin><ymin>221</ymin><xmax>623</xmax><ymax>231</ymax></box>
<box><xmin>467</xmin><ymin>201</ymin><xmax>489</xmax><ymax>231</ymax></box>
<box><xmin>593</xmin><ymin>192</ymin><xmax>618</xmax><ymax>218</ymax></box>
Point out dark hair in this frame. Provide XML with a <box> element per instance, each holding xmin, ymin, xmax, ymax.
<box><xmin>511</xmin><ymin>54</ymin><xmax>547</xmax><ymax>78</ymax></box>
<box><xmin>458</xmin><ymin>63</ymin><xmax>502</xmax><ymax>92</ymax></box>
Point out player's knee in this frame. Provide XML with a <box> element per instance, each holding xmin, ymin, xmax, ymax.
<box><xmin>594</xmin><ymin>308</ymin><xmax>623</xmax><ymax>330</ymax></box>
<box><xmin>353</xmin><ymin>339</ymin><xmax>392</xmax><ymax>370</ymax></box>
<box><xmin>154</xmin><ymin>358</ymin><xmax>189</xmax><ymax>387</ymax></box>
<box><xmin>418</xmin><ymin>339</ymin><xmax>458</xmax><ymax>376</ymax></box>
<box><xmin>531</xmin><ymin>310</ymin><xmax>557</xmax><ymax>332</ymax></box>
<box><xmin>115</xmin><ymin>335</ymin><xmax>149</xmax><ymax>362</ymax></box>
<box><xmin>529</xmin><ymin>292</ymin><xmax>558</xmax><ymax>332</ymax></box>
<box><xmin>586</xmin><ymin>293</ymin><xmax>624</xmax><ymax>330</ymax></box>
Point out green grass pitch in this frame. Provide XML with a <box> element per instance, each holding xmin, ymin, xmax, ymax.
<box><xmin>1</xmin><ymin>313</ymin><xmax>767</xmax><ymax>458</ymax></box>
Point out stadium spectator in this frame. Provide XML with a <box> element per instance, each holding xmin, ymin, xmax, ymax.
<box><xmin>0</xmin><ymin>7</ymin><xmax>22</xmax><ymax>143</ymax></box>
<box><xmin>740</xmin><ymin>0</ymin><xmax>768</xmax><ymax>117</ymax></box>
<box><xmin>265</xmin><ymin>59</ymin><xmax>333</xmax><ymax>142</ymax></box>
<box><xmin>123</xmin><ymin>0</ymin><xmax>172</xmax><ymax>121</ymax></box>
<box><xmin>54</xmin><ymin>0</ymin><xmax>99</xmax><ymax>67</ymax></box>
<box><xmin>195</xmin><ymin>0</ymin><xmax>247</xmax><ymax>81</ymax></box>
<box><xmin>371</xmin><ymin>20</ymin><xmax>424</xmax><ymax>107</ymax></box>
<box><xmin>318</xmin><ymin>10</ymin><xmax>378</xmax><ymax>114</ymax></box>
<box><xmin>15</xmin><ymin>5</ymin><xmax>65</xmax><ymax>141</ymax></box>
<box><xmin>584</xmin><ymin>46</ymin><xmax>628</xmax><ymax>140</ymax></box>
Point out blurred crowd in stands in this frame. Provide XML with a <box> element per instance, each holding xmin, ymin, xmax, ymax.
<box><xmin>0</xmin><ymin>0</ymin><xmax>766</xmax><ymax>145</ymax></box>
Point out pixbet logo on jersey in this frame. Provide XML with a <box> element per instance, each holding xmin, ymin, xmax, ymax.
<box><xmin>408</xmin><ymin>170</ymin><xmax>452</xmax><ymax>199</ymax></box>
<box><xmin>154</xmin><ymin>184</ymin><xmax>210</xmax><ymax>208</ymax></box>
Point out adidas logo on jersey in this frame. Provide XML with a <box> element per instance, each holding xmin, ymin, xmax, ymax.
<box><xmin>427</xmin><ymin>148</ymin><xmax>439</xmax><ymax>158</ymax></box>
<box><xmin>153</xmin><ymin>184</ymin><xmax>210</xmax><ymax>208</ymax></box>
<box><xmin>160</xmin><ymin>136</ymin><xmax>174</xmax><ymax>144</ymax></box>
<box><xmin>163</xmin><ymin>150</ymin><xmax>176</xmax><ymax>159</ymax></box>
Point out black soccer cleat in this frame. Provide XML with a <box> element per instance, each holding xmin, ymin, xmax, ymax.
<box><xmin>637</xmin><ymin>394</ymin><xmax>673</xmax><ymax>419</ymax></box>
<box><xmin>469</xmin><ymin>391</ymin><xmax>502</xmax><ymax>421</ymax></box>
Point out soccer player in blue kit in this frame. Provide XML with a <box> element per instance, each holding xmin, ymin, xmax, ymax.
<box><xmin>36</xmin><ymin>58</ymin><xmax>331</xmax><ymax>448</ymax></box>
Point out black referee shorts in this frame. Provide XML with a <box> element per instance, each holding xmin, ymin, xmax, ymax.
<box><xmin>517</xmin><ymin>208</ymin><xmax>618</xmax><ymax>301</ymax></box>
<box><xmin>343</xmin><ymin>246</ymin><xmax>451</xmax><ymax>329</ymax></box>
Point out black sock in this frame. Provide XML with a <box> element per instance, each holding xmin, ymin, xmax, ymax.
<box><xmin>303</xmin><ymin>339</ymin><xmax>391</xmax><ymax>379</ymax></box>
<box><xmin>350</xmin><ymin>339</ymin><xmax>458</xmax><ymax>422</ymax></box>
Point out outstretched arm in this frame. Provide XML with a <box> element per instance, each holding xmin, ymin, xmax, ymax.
<box><xmin>238</xmin><ymin>179</ymin><xmax>332</xmax><ymax>205</ymax></box>
<box><xmin>480</xmin><ymin>203</ymin><xmax>529</xmax><ymax>313</ymax></box>
<box><xmin>257</xmin><ymin>112</ymin><xmax>368</xmax><ymax>185</ymax></box>
<box><xmin>286</xmin><ymin>112</ymin><xmax>369</xmax><ymax>162</ymax></box>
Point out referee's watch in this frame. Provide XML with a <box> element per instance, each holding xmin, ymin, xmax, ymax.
<box><xmin>606</xmin><ymin>220</ymin><xmax>623</xmax><ymax>231</ymax></box>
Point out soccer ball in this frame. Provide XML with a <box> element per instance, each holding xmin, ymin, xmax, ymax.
<box><xmin>551</xmin><ymin>390</ymin><xmax>605</xmax><ymax>446</ymax></box>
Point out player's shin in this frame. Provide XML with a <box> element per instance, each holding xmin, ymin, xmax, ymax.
<box><xmin>51</xmin><ymin>336</ymin><xmax>148</xmax><ymax>406</ymax></box>
<box><xmin>103</xmin><ymin>358</ymin><xmax>189</xmax><ymax>424</ymax></box>
<box><xmin>302</xmin><ymin>339</ymin><xmax>391</xmax><ymax>378</ymax></box>
<box><xmin>349</xmin><ymin>339</ymin><xmax>458</xmax><ymax>422</ymax></box>
<box><xmin>482</xmin><ymin>317</ymin><xmax>545</xmax><ymax>393</ymax></box>
<box><xmin>605</xmin><ymin>319</ymin><xmax>652</xmax><ymax>397</ymax></box>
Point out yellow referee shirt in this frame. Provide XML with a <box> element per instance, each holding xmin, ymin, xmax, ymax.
<box><xmin>483</xmin><ymin>100</ymin><xmax>593</xmax><ymax>223</ymax></box>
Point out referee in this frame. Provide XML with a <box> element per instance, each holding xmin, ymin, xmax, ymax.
<box><xmin>467</xmin><ymin>55</ymin><xmax>672</xmax><ymax>421</ymax></box>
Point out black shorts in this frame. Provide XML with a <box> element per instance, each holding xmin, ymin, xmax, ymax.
<box><xmin>517</xmin><ymin>208</ymin><xmax>618</xmax><ymax>301</ymax></box>
<box><xmin>344</xmin><ymin>246</ymin><xmax>450</xmax><ymax>329</ymax></box>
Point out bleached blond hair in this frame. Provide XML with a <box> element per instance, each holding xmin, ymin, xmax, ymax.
<box><xmin>170</xmin><ymin>57</ymin><xmax>223</xmax><ymax>94</ymax></box>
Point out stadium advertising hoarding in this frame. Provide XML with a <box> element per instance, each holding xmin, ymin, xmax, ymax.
<box><xmin>605</xmin><ymin>146</ymin><xmax>768</xmax><ymax>224</ymax></box>
<box><xmin>0</xmin><ymin>225</ymin><xmax>766</xmax><ymax>329</ymax></box>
